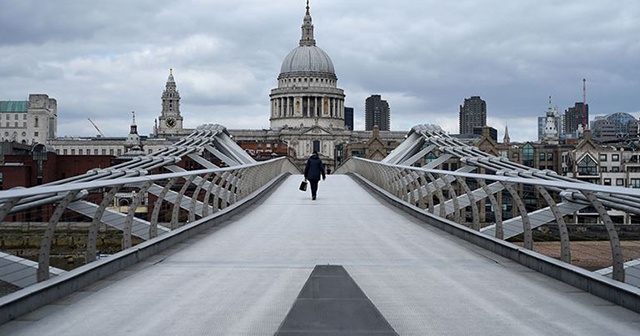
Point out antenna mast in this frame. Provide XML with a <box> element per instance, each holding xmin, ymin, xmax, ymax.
<box><xmin>582</xmin><ymin>78</ymin><xmax>587</xmax><ymax>129</ymax></box>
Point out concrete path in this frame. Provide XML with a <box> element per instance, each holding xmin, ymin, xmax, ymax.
<box><xmin>1</xmin><ymin>175</ymin><xmax>639</xmax><ymax>335</ymax></box>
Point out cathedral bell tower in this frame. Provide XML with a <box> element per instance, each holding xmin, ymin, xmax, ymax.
<box><xmin>156</xmin><ymin>69</ymin><xmax>184</xmax><ymax>136</ymax></box>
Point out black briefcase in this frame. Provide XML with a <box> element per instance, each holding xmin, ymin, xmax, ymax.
<box><xmin>299</xmin><ymin>180</ymin><xmax>308</xmax><ymax>191</ymax></box>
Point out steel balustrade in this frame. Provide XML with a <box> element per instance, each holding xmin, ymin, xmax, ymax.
<box><xmin>0</xmin><ymin>124</ymin><xmax>299</xmax><ymax>288</ymax></box>
<box><xmin>0</xmin><ymin>158</ymin><xmax>297</xmax><ymax>283</ymax></box>
<box><xmin>345</xmin><ymin>156</ymin><xmax>640</xmax><ymax>283</ymax></box>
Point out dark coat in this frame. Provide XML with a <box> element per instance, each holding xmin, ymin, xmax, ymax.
<box><xmin>304</xmin><ymin>154</ymin><xmax>326</xmax><ymax>181</ymax></box>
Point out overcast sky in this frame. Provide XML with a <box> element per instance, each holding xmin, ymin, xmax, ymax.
<box><xmin>1</xmin><ymin>0</ymin><xmax>639</xmax><ymax>142</ymax></box>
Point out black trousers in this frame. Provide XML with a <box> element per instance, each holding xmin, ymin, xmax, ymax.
<box><xmin>308</xmin><ymin>179</ymin><xmax>320</xmax><ymax>197</ymax></box>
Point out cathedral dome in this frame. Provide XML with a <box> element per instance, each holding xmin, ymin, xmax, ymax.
<box><xmin>278</xmin><ymin>1</ymin><xmax>336</xmax><ymax>79</ymax></box>
<box><xmin>280</xmin><ymin>45</ymin><xmax>335</xmax><ymax>76</ymax></box>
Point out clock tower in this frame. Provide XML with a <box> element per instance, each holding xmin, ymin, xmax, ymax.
<box><xmin>156</xmin><ymin>69</ymin><xmax>185</xmax><ymax>136</ymax></box>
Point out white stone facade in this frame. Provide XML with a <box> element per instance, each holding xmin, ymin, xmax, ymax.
<box><xmin>0</xmin><ymin>94</ymin><xmax>57</xmax><ymax>145</ymax></box>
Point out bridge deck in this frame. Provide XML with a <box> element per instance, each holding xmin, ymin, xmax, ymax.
<box><xmin>1</xmin><ymin>175</ymin><xmax>639</xmax><ymax>335</ymax></box>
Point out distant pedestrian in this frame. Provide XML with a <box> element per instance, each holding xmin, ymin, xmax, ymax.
<box><xmin>304</xmin><ymin>151</ymin><xmax>326</xmax><ymax>200</ymax></box>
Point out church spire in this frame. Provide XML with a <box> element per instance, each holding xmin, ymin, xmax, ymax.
<box><xmin>129</xmin><ymin>111</ymin><xmax>138</xmax><ymax>137</ymax></box>
<box><xmin>167</xmin><ymin>68</ymin><xmax>175</xmax><ymax>83</ymax></box>
<box><xmin>299</xmin><ymin>0</ymin><xmax>316</xmax><ymax>46</ymax></box>
<box><xmin>125</xmin><ymin>111</ymin><xmax>142</xmax><ymax>152</ymax></box>
<box><xmin>503</xmin><ymin>124</ymin><xmax>510</xmax><ymax>144</ymax></box>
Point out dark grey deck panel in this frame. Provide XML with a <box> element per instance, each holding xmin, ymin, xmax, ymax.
<box><xmin>275</xmin><ymin>265</ymin><xmax>397</xmax><ymax>335</ymax></box>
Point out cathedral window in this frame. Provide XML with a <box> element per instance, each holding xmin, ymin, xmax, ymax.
<box><xmin>35</xmin><ymin>117</ymin><xmax>39</xmax><ymax>127</ymax></box>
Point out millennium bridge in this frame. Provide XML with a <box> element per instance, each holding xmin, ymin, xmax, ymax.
<box><xmin>0</xmin><ymin>124</ymin><xmax>639</xmax><ymax>335</ymax></box>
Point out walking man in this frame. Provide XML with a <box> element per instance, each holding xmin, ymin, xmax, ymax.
<box><xmin>304</xmin><ymin>151</ymin><xmax>326</xmax><ymax>200</ymax></box>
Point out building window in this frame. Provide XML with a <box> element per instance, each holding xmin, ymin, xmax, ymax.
<box><xmin>14</xmin><ymin>114</ymin><xmax>18</xmax><ymax>120</ymax></box>
<box><xmin>601</xmin><ymin>167</ymin><xmax>607</xmax><ymax>172</ymax></box>
<box><xmin>599</xmin><ymin>154</ymin><xmax>607</xmax><ymax>162</ymax></box>
<box><xmin>611</xmin><ymin>166</ymin><xmax>620</xmax><ymax>172</ymax></box>
<box><xmin>94</xmin><ymin>149</ymin><xmax>99</xmax><ymax>155</ymax></box>
<box><xmin>603</xmin><ymin>178</ymin><xmax>611</xmax><ymax>185</ymax></box>
<box><xmin>109</xmin><ymin>149</ymin><xmax>114</xmax><ymax>155</ymax></box>
<box><xmin>63</xmin><ymin>149</ymin><xmax>68</xmax><ymax>155</ymax></box>
<box><xmin>34</xmin><ymin>132</ymin><xmax>39</xmax><ymax>136</ymax></box>
<box><xmin>631</xmin><ymin>179</ymin><xmax>640</xmax><ymax>188</ymax></box>
<box><xmin>547</xmin><ymin>153</ymin><xmax>553</xmax><ymax>161</ymax></box>
<box><xmin>71</xmin><ymin>149</ymin><xmax>75</xmax><ymax>155</ymax></box>
<box><xmin>616</xmin><ymin>178</ymin><xmax>624</xmax><ymax>186</ymax></box>
<box><xmin>23</xmin><ymin>114</ymin><xmax>26</xmax><ymax>120</ymax></box>
<box><xmin>117</xmin><ymin>149</ymin><xmax>122</xmax><ymax>155</ymax></box>
<box><xmin>523</xmin><ymin>144</ymin><xmax>534</xmax><ymax>167</ymax></box>
<box><xmin>23</xmin><ymin>122</ymin><xmax>26</xmax><ymax>128</ymax></box>
<box><xmin>313</xmin><ymin>140</ymin><xmax>320</xmax><ymax>153</ymax></box>
<box><xmin>102</xmin><ymin>149</ymin><xmax>106</xmax><ymax>155</ymax></box>
<box><xmin>79</xmin><ymin>149</ymin><xmax>83</xmax><ymax>155</ymax></box>
<box><xmin>577</xmin><ymin>155</ymin><xmax>598</xmax><ymax>175</ymax></box>
<box><xmin>539</xmin><ymin>153</ymin><xmax>546</xmax><ymax>161</ymax></box>
<box><xmin>35</xmin><ymin>117</ymin><xmax>39</xmax><ymax>127</ymax></box>
<box><xmin>612</xmin><ymin>154</ymin><xmax>620</xmax><ymax>162</ymax></box>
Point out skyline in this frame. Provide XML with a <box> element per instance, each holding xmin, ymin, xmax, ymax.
<box><xmin>1</xmin><ymin>0</ymin><xmax>639</xmax><ymax>142</ymax></box>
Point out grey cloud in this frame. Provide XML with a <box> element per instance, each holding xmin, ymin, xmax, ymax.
<box><xmin>1</xmin><ymin>0</ymin><xmax>639</xmax><ymax>141</ymax></box>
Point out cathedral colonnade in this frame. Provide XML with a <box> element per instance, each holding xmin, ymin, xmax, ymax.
<box><xmin>271</xmin><ymin>96</ymin><xmax>344</xmax><ymax>119</ymax></box>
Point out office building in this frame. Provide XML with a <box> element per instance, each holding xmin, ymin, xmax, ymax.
<box><xmin>344</xmin><ymin>107</ymin><xmax>354</xmax><ymax>130</ymax></box>
<box><xmin>459</xmin><ymin>96</ymin><xmax>486</xmax><ymax>135</ymax></box>
<box><xmin>564</xmin><ymin>102</ymin><xmax>589</xmax><ymax>137</ymax></box>
<box><xmin>365</xmin><ymin>95</ymin><xmax>390</xmax><ymax>131</ymax></box>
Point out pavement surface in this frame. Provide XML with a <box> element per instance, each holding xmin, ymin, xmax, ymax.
<box><xmin>1</xmin><ymin>174</ymin><xmax>639</xmax><ymax>335</ymax></box>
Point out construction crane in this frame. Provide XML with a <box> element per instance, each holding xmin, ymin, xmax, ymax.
<box><xmin>87</xmin><ymin>118</ymin><xmax>105</xmax><ymax>137</ymax></box>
